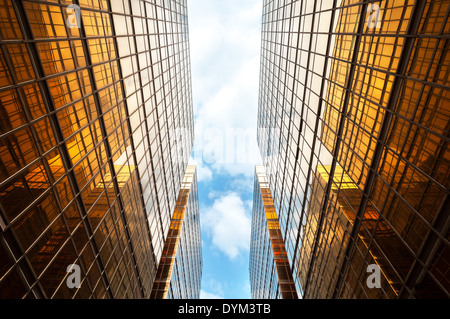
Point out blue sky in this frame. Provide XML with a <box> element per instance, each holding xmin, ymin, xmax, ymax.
<box><xmin>187</xmin><ymin>0</ymin><xmax>263</xmax><ymax>299</ymax></box>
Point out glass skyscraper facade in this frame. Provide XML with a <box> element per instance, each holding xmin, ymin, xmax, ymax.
<box><xmin>250</xmin><ymin>165</ymin><xmax>298</xmax><ymax>299</ymax></box>
<box><xmin>255</xmin><ymin>0</ymin><xmax>449</xmax><ymax>298</ymax></box>
<box><xmin>0</xmin><ymin>0</ymin><xmax>200</xmax><ymax>299</ymax></box>
<box><xmin>151</xmin><ymin>166</ymin><xmax>201</xmax><ymax>299</ymax></box>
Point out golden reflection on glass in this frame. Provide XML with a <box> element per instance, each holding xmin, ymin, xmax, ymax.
<box><xmin>255</xmin><ymin>166</ymin><xmax>298</xmax><ymax>299</ymax></box>
<box><xmin>0</xmin><ymin>0</ymin><xmax>190</xmax><ymax>298</ymax></box>
<box><xmin>150</xmin><ymin>166</ymin><xmax>196</xmax><ymax>299</ymax></box>
<box><xmin>258</xmin><ymin>0</ymin><xmax>449</xmax><ymax>299</ymax></box>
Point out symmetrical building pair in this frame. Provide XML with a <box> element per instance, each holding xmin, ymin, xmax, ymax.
<box><xmin>0</xmin><ymin>0</ymin><xmax>448</xmax><ymax>300</ymax></box>
<box><xmin>250</xmin><ymin>0</ymin><xmax>449</xmax><ymax>299</ymax></box>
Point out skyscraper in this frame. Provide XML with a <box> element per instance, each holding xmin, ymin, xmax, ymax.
<box><xmin>250</xmin><ymin>165</ymin><xmax>297</xmax><ymax>299</ymax></box>
<box><xmin>151</xmin><ymin>165</ymin><xmax>202</xmax><ymax>299</ymax></box>
<box><xmin>254</xmin><ymin>0</ymin><xmax>449</xmax><ymax>298</ymax></box>
<box><xmin>0</xmin><ymin>0</ymin><xmax>201</xmax><ymax>299</ymax></box>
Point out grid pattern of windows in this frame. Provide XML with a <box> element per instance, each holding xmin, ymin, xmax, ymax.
<box><xmin>257</xmin><ymin>0</ymin><xmax>449</xmax><ymax>299</ymax></box>
<box><xmin>0</xmin><ymin>0</ymin><xmax>196</xmax><ymax>299</ymax></box>
<box><xmin>250</xmin><ymin>166</ymin><xmax>281</xmax><ymax>299</ymax></box>
<box><xmin>250</xmin><ymin>166</ymin><xmax>297</xmax><ymax>299</ymax></box>
<box><xmin>166</xmin><ymin>166</ymin><xmax>202</xmax><ymax>299</ymax></box>
<box><xmin>150</xmin><ymin>166</ymin><xmax>201</xmax><ymax>299</ymax></box>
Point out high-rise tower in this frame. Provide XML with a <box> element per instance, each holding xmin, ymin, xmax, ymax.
<box><xmin>151</xmin><ymin>165</ymin><xmax>202</xmax><ymax>299</ymax></box>
<box><xmin>250</xmin><ymin>166</ymin><xmax>298</xmax><ymax>299</ymax></box>
<box><xmin>254</xmin><ymin>0</ymin><xmax>449</xmax><ymax>299</ymax></box>
<box><xmin>0</xmin><ymin>0</ymin><xmax>201</xmax><ymax>299</ymax></box>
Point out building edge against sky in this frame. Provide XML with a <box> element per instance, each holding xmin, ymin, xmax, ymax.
<box><xmin>151</xmin><ymin>165</ymin><xmax>202</xmax><ymax>299</ymax></box>
<box><xmin>0</xmin><ymin>0</ymin><xmax>201</xmax><ymax>299</ymax></box>
<box><xmin>250</xmin><ymin>165</ymin><xmax>298</xmax><ymax>299</ymax></box>
<box><xmin>254</xmin><ymin>0</ymin><xmax>449</xmax><ymax>298</ymax></box>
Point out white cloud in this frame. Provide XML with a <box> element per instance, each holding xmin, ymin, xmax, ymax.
<box><xmin>189</xmin><ymin>0</ymin><xmax>263</xmax><ymax>175</ymax></box>
<box><xmin>194</xmin><ymin>54</ymin><xmax>260</xmax><ymax>133</ymax></box>
<box><xmin>189</xmin><ymin>157</ymin><xmax>213</xmax><ymax>182</ymax></box>
<box><xmin>201</xmin><ymin>192</ymin><xmax>251</xmax><ymax>260</ymax></box>
<box><xmin>191</xmin><ymin>122</ymin><xmax>262</xmax><ymax>171</ymax></box>
<box><xmin>202</xmin><ymin>278</ymin><xmax>225</xmax><ymax>297</ymax></box>
<box><xmin>189</xmin><ymin>0</ymin><xmax>261</xmax><ymax>104</ymax></box>
<box><xmin>211</xmin><ymin>163</ymin><xmax>257</xmax><ymax>178</ymax></box>
<box><xmin>200</xmin><ymin>290</ymin><xmax>224</xmax><ymax>299</ymax></box>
